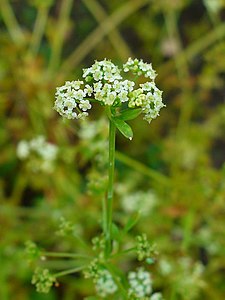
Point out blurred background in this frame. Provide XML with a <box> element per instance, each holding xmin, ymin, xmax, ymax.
<box><xmin>0</xmin><ymin>0</ymin><xmax>225</xmax><ymax>299</ymax></box>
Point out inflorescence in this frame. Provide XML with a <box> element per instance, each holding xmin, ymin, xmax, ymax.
<box><xmin>54</xmin><ymin>58</ymin><xmax>164</xmax><ymax>123</ymax></box>
<box><xmin>128</xmin><ymin>267</ymin><xmax>152</xmax><ymax>298</ymax></box>
<box><xmin>32</xmin><ymin>268</ymin><xmax>56</xmax><ymax>294</ymax></box>
<box><xmin>17</xmin><ymin>135</ymin><xmax>58</xmax><ymax>172</ymax></box>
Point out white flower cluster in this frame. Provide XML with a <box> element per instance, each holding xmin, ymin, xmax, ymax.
<box><xmin>123</xmin><ymin>57</ymin><xmax>156</xmax><ymax>80</ymax></box>
<box><xmin>17</xmin><ymin>136</ymin><xmax>58</xmax><ymax>172</ymax></box>
<box><xmin>54</xmin><ymin>80</ymin><xmax>92</xmax><ymax>119</ymax></box>
<box><xmin>95</xmin><ymin>269</ymin><xmax>118</xmax><ymax>298</ymax></box>
<box><xmin>93</xmin><ymin>79</ymin><xmax>135</xmax><ymax>105</ymax></box>
<box><xmin>150</xmin><ymin>292</ymin><xmax>164</xmax><ymax>300</ymax></box>
<box><xmin>122</xmin><ymin>190</ymin><xmax>157</xmax><ymax>216</ymax></box>
<box><xmin>83</xmin><ymin>59</ymin><xmax>122</xmax><ymax>82</ymax></box>
<box><xmin>128</xmin><ymin>268</ymin><xmax>152</xmax><ymax>298</ymax></box>
<box><xmin>203</xmin><ymin>0</ymin><xmax>223</xmax><ymax>14</ymax></box>
<box><xmin>128</xmin><ymin>82</ymin><xmax>164</xmax><ymax>122</ymax></box>
<box><xmin>54</xmin><ymin>58</ymin><xmax>164</xmax><ymax>123</ymax></box>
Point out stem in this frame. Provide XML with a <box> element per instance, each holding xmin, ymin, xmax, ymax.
<box><xmin>104</xmin><ymin>113</ymin><xmax>116</xmax><ymax>257</ymax></box>
<box><xmin>0</xmin><ymin>0</ymin><xmax>24</xmax><ymax>45</ymax></box>
<box><xmin>111</xmin><ymin>247</ymin><xmax>136</xmax><ymax>259</ymax></box>
<box><xmin>54</xmin><ymin>266</ymin><xmax>85</xmax><ymax>278</ymax></box>
<box><xmin>41</xmin><ymin>252</ymin><xmax>91</xmax><ymax>259</ymax></box>
<box><xmin>29</xmin><ymin>6</ymin><xmax>49</xmax><ymax>58</ymax></box>
<box><xmin>48</xmin><ymin>0</ymin><xmax>73</xmax><ymax>74</ymax></box>
<box><xmin>163</xmin><ymin>10</ymin><xmax>192</xmax><ymax>137</ymax></box>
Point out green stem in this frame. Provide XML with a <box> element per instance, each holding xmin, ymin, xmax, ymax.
<box><xmin>48</xmin><ymin>0</ymin><xmax>73</xmax><ymax>74</ymax></box>
<box><xmin>0</xmin><ymin>0</ymin><xmax>24</xmax><ymax>45</ymax></box>
<box><xmin>54</xmin><ymin>266</ymin><xmax>85</xmax><ymax>278</ymax></box>
<box><xmin>41</xmin><ymin>251</ymin><xmax>91</xmax><ymax>259</ymax></box>
<box><xmin>104</xmin><ymin>112</ymin><xmax>116</xmax><ymax>257</ymax></box>
<box><xmin>29</xmin><ymin>6</ymin><xmax>49</xmax><ymax>57</ymax></box>
<box><xmin>163</xmin><ymin>10</ymin><xmax>192</xmax><ymax>136</ymax></box>
<box><xmin>111</xmin><ymin>247</ymin><xmax>136</xmax><ymax>259</ymax></box>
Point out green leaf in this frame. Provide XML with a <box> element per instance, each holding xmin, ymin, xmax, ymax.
<box><xmin>111</xmin><ymin>117</ymin><xmax>133</xmax><ymax>140</ymax></box>
<box><xmin>119</xmin><ymin>108</ymin><xmax>142</xmax><ymax>121</ymax></box>
<box><xmin>111</xmin><ymin>222</ymin><xmax>121</xmax><ymax>241</ymax></box>
<box><xmin>123</xmin><ymin>212</ymin><xmax>140</xmax><ymax>233</ymax></box>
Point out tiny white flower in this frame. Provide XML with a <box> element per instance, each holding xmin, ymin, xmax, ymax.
<box><xmin>17</xmin><ymin>141</ymin><xmax>30</xmax><ymax>159</ymax></box>
<box><xmin>79</xmin><ymin>100</ymin><xmax>92</xmax><ymax>111</ymax></box>
<box><xmin>102</xmin><ymin>83</ymin><xmax>112</xmax><ymax>93</ymax></box>
<box><xmin>84</xmin><ymin>84</ymin><xmax>93</xmax><ymax>96</ymax></box>
<box><xmin>93</xmin><ymin>70</ymin><xmax>103</xmax><ymax>81</ymax></box>
<box><xmin>118</xmin><ymin>91</ymin><xmax>129</xmax><ymax>103</ymax></box>
<box><xmin>72</xmin><ymin>80</ymin><xmax>84</xmax><ymax>89</ymax></box>
<box><xmin>105</xmin><ymin>91</ymin><xmax>116</xmax><ymax>105</ymax></box>
<box><xmin>93</xmin><ymin>82</ymin><xmax>103</xmax><ymax>93</ymax></box>
<box><xmin>75</xmin><ymin>90</ymin><xmax>85</xmax><ymax>100</ymax></box>
<box><xmin>64</xmin><ymin>99</ymin><xmax>76</xmax><ymax>109</ymax></box>
<box><xmin>82</xmin><ymin>67</ymin><xmax>92</xmax><ymax>77</ymax></box>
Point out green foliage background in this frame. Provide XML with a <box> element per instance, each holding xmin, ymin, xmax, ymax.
<box><xmin>0</xmin><ymin>0</ymin><xmax>225</xmax><ymax>299</ymax></box>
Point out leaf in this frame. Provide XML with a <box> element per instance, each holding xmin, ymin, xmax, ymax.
<box><xmin>111</xmin><ymin>222</ymin><xmax>121</xmax><ymax>241</ymax></box>
<box><xmin>123</xmin><ymin>212</ymin><xmax>140</xmax><ymax>233</ymax></box>
<box><xmin>111</xmin><ymin>117</ymin><xmax>133</xmax><ymax>140</ymax></box>
<box><xmin>119</xmin><ymin>108</ymin><xmax>142</xmax><ymax>121</ymax></box>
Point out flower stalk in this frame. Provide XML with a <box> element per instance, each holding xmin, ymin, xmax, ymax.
<box><xmin>54</xmin><ymin>58</ymin><xmax>165</xmax><ymax>259</ymax></box>
<box><xmin>104</xmin><ymin>111</ymin><xmax>116</xmax><ymax>257</ymax></box>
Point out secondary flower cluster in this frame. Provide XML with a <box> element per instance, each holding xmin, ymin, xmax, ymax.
<box><xmin>54</xmin><ymin>58</ymin><xmax>164</xmax><ymax>123</ymax></box>
<box><xmin>32</xmin><ymin>268</ymin><xmax>56</xmax><ymax>294</ymax></box>
<box><xmin>25</xmin><ymin>241</ymin><xmax>40</xmax><ymax>262</ymax></box>
<box><xmin>136</xmin><ymin>233</ymin><xmax>157</xmax><ymax>262</ymax></box>
<box><xmin>121</xmin><ymin>190</ymin><xmax>157</xmax><ymax>216</ymax></box>
<box><xmin>17</xmin><ymin>136</ymin><xmax>58</xmax><ymax>173</ymax></box>
<box><xmin>95</xmin><ymin>269</ymin><xmax>118</xmax><ymax>298</ymax></box>
<box><xmin>84</xmin><ymin>260</ymin><xmax>118</xmax><ymax>298</ymax></box>
<box><xmin>128</xmin><ymin>267</ymin><xmax>152</xmax><ymax>298</ymax></box>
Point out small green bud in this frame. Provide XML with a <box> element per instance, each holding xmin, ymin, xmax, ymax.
<box><xmin>136</xmin><ymin>233</ymin><xmax>158</xmax><ymax>261</ymax></box>
<box><xmin>32</xmin><ymin>268</ymin><xmax>56</xmax><ymax>293</ymax></box>
<box><xmin>92</xmin><ymin>235</ymin><xmax>105</xmax><ymax>252</ymax></box>
<box><xmin>84</xmin><ymin>259</ymin><xmax>102</xmax><ymax>281</ymax></box>
<box><xmin>56</xmin><ymin>217</ymin><xmax>75</xmax><ymax>236</ymax></box>
<box><xmin>24</xmin><ymin>240</ymin><xmax>40</xmax><ymax>262</ymax></box>
<box><xmin>85</xmin><ymin>75</ymin><xmax>93</xmax><ymax>83</ymax></box>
